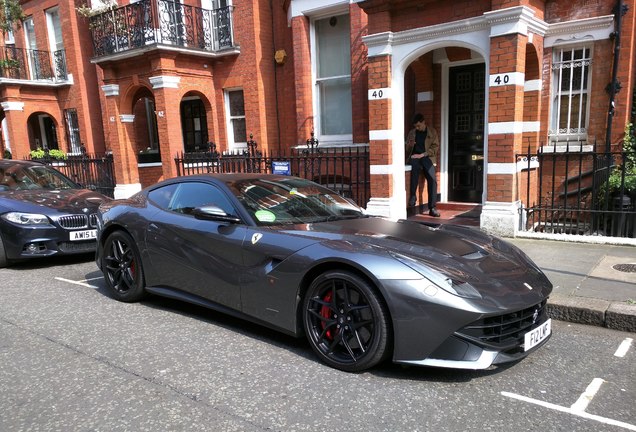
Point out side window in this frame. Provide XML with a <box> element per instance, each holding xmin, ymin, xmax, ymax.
<box><xmin>167</xmin><ymin>182</ymin><xmax>236</xmax><ymax>216</ymax></box>
<box><xmin>148</xmin><ymin>183</ymin><xmax>179</xmax><ymax>210</ymax></box>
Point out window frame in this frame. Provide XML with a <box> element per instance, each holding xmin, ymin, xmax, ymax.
<box><xmin>224</xmin><ymin>88</ymin><xmax>247</xmax><ymax>151</ymax></box>
<box><xmin>549</xmin><ymin>44</ymin><xmax>593</xmax><ymax>146</ymax></box>
<box><xmin>310</xmin><ymin>12</ymin><xmax>353</xmax><ymax>145</ymax></box>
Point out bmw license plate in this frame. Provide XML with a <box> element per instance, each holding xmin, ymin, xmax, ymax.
<box><xmin>524</xmin><ymin>319</ymin><xmax>551</xmax><ymax>351</ymax></box>
<box><xmin>70</xmin><ymin>229</ymin><xmax>97</xmax><ymax>241</ymax></box>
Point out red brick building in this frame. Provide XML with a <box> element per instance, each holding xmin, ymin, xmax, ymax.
<box><xmin>1</xmin><ymin>0</ymin><xmax>634</xmax><ymax>236</ymax></box>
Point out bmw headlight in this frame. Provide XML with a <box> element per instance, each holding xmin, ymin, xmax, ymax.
<box><xmin>1</xmin><ymin>212</ymin><xmax>51</xmax><ymax>226</ymax></box>
<box><xmin>390</xmin><ymin>251</ymin><xmax>482</xmax><ymax>299</ymax></box>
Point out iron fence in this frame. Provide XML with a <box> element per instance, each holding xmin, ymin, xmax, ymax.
<box><xmin>174</xmin><ymin>146</ymin><xmax>370</xmax><ymax>206</ymax></box>
<box><xmin>0</xmin><ymin>46</ymin><xmax>67</xmax><ymax>81</ymax></box>
<box><xmin>90</xmin><ymin>0</ymin><xmax>235</xmax><ymax>57</ymax></box>
<box><xmin>517</xmin><ymin>145</ymin><xmax>636</xmax><ymax>238</ymax></box>
<box><xmin>31</xmin><ymin>154</ymin><xmax>116</xmax><ymax>198</ymax></box>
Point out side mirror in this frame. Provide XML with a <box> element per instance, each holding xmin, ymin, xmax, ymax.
<box><xmin>192</xmin><ymin>205</ymin><xmax>242</xmax><ymax>223</ymax></box>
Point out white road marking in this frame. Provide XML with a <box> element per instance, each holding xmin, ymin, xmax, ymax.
<box><xmin>501</xmin><ymin>392</ymin><xmax>636</xmax><ymax>431</ymax></box>
<box><xmin>615</xmin><ymin>338</ymin><xmax>633</xmax><ymax>358</ymax></box>
<box><xmin>571</xmin><ymin>378</ymin><xmax>604</xmax><ymax>412</ymax></box>
<box><xmin>55</xmin><ymin>276</ymin><xmax>102</xmax><ymax>289</ymax></box>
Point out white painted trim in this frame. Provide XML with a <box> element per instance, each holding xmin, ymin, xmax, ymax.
<box><xmin>369</xmin><ymin>87</ymin><xmax>392</xmax><ymax>100</ymax></box>
<box><xmin>488</xmin><ymin>122</ymin><xmax>523</xmax><ymax>135</ymax></box>
<box><xmin>101</xmin><ymin>84</ymin><xmax>120</xmax><ymax>97</ymax></box>
<box><xmin>0</xmin><ymin>102</ymin><xmax>24</xmax><ymax>111</ymax></box>
<box><xmin>417</xmin><ymin>91</ymin><xmax>434</xmax><ymax>102</ymax></box>
<box><xmin>369</xmin><ymin>130</ymin><xmax>392</xmax><ymax>141</ymax></box>
<box><xmin>488</xmin><ymin>159</ymin><xmax>539</xmax><ymax>174</ymax></box>
<box><xmin>114</xmin><ymin>183</ymin><xmax>142</xmax><ymax>199</ymax></box>
<box><xmin>544</xmin><ymin>15</ymin><xmax>615</xmax><ymax>47</ymax></box>
<box><xmin>489</xmin><ymin>72</ymin><xmax>525</xmax><ymax>87</ymax></box>
<box><xmin>119</xmin><ymin>115</ymin><xmax>135</xmax><ymax>123</ymax></box>
<box><xmin>523</xmin><ymin>121</ymin><xmax>540</xmax><ymax>132</ymax></box>
<box><xmin>149</xmin><ymin>75</ymin><xmax>181</xmax><ymax>89</ymax></box>
<box><xmin>524</xmin><ymin>79</ymin><xmax>541</xmax><ymax>92</ymax></box>
<box><xmin>290</xmin><ymin>0</ymin><xmax>350</xmax><ymax>18</ymax></box>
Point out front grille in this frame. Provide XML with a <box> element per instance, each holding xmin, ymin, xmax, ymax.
<box><xmin>58</xmin><ymin>215</ymin><xmax>88</xmax><ymax>229</ymax></box>
<box><xmin>89</xmin><ymin>213</ymin><xmax>98</xmax><ymax>227</ymax></box>
<box><xmin>457</xmin><ymin>300</ymin><xmax>548</xmax><ymax>349</ymax></box>
<box><xmin>58</xmin><ymin>241</ymin><xmax>96</xmax><ymax>253</ymax></box>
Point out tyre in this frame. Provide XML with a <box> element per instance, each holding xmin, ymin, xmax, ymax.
<box><xmin>102</xmin><ymin>231</ymin><xmax>146</xmax><ymax>302</ymax></box>
<box><xmin>303</xmin><ymin>270</ymin><xmax>391</xmax><ymax>372</ymax></box>
<box><xmin>0</xmin><ymin>233</ymin><xmax>8</xmax><ymax>268</ymax></box>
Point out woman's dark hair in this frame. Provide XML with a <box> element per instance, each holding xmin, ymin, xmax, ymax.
<box><xmin>412</xmin><ymin>113</ymin><xmax>424</xmax><ymax>125</ymax></box>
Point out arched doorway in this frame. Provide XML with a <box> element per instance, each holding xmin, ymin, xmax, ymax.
<box><xmin>27</xmin><ymin>112</ymin><xmax>59</xmax><ymax>151</ymax></box>
<box><xmin>403</xmin><ymin>46</ymin><xmax>486</xmax><ymax>206</ymax></box>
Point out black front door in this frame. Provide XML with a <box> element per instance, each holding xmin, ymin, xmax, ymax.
<box><xmin>181</xmin><ymin>99</ymin><xmax>209</xmax><ymax>152</ymax></box>
<box><xmin>448</xmin><ymin>64</ymin><xmax>485</xmax><ymax>202</ymax></box>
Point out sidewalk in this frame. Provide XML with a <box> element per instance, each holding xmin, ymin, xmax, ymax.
<box><xmin>409</xmin><ymin>206</ymin><xmax>636</xmax><ymax>333</ymax></box>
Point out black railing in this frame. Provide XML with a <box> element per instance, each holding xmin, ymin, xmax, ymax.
<box><xmin>175</xmin><ymin>146</ymin><xmax>370</xmax><ymax>206</ymax></box>
<box><xmin>90</xmin><ymin>0</ymin><xmax>235</xmax><ymax>57</ymax></box>
<box><xmin>517</xmin><ymin>144</ymin><xmax>636</xmax><ymax>238</ymax></box>
<box><xmin>0</xmin><ymin>46</ymin><xmax>68</xmax><ymax>81</ymax></box>
<box><xmin>31</xmin><ymin>154</ymin><xmax>116</xmax><ymax>198</ymax></box>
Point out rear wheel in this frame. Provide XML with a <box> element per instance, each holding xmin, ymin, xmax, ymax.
<box><xmin>102</xmin><ymin>231</ymin><xmax>146</xmax><ymax>302</ymax></box>
<box><xmin>303</xmin><ymin>270</ymin><xmax>391</xmax><ymax>372</ymax></box>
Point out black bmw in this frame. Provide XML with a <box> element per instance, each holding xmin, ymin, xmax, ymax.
<box><xmin>0</xmin><ymin>159</ymin><xmax>110</xmax><ymax>267</ymax></box>
<box><xmin>96</xmin><ymin>173</ymin><xmax>553</xmax><ymax>372</ymax></box>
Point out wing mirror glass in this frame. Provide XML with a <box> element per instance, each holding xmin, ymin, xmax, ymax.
<box><xmin>193</xmin><ymin>205</ymin><xmax>242</xmax><ymax>223</ymax></box>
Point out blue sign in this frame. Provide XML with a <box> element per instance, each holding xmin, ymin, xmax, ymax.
<box><xmin>272</xmin><ymin>161</ymin><xmax>291</xmax><ymax>175</ymax></box>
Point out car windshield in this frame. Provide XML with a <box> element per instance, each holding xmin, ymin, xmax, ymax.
<box><xmin>227</xmin><ymin>177</ymin><xmax>366</xmax><ymax>226</ymax></box>
<box><xmin>0</xmin><ymin>164</ymin><xmax>78</xmax><ymax>191</ymax></box>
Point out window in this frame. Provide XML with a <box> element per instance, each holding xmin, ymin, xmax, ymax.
<box><xmin>153</xmin><ymin>182</ymin><xmax>236</xmax><ymax>216</ymax></box>
<box><xmin>550</xmin><ymin>46</ymin><xmax>592</xmax><ymax>144</ymax></box>
<box><xmin>224</xmin><ymin>89</ymin><xmax>246</xmax><ymax>150</ymax></box>
<box><xmin>64</xmin><ymin>109</ymin><xmax>82</xmax><ymax>154</ymax></box>
<box><xmin>313</xmin><ymin>14</ymin><xmax>352</xmax><ymax>142</ymax></box>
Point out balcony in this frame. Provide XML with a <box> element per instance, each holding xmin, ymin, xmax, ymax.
<box><xmin>89</xmin><ymin>0</ymin><xmax>238</xmax><ymax>60</ymax></box>
<box><xmin>0</xmin><ymin>46</ymin><xmax>68</xmax><ymax>83</ymax></box>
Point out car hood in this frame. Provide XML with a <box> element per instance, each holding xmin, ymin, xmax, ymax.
<box><xmin>280</xmin><ymin>217</ymin><xmax>551</xmax><ymax>300</ymax></box>
<box><xmin>0</xmin><ymin>189</ymin><xmax>109</xmax><ymax>215</ymax></box>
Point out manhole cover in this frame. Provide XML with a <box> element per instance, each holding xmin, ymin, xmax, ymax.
<box><xmin>613</xmin><ymin>263</ymin><xmax>636</xmax><ymax>273</ymax></box>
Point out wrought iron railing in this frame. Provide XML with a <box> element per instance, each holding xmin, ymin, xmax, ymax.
<box><xmin>517</xmin><ymin>144</ymin><xmax>636</xmax><ymax>238</ymax></box>
<box><xmin>0</xmin><ymin>46</ymin><xmax>68</xmax><ymax>81</ymax></box>
<box><xmin>30</xmin><ymin>153</ymin><xmax>116</xmax><ymax>198</ymax></box>
<box><xmin>174</xmin><ymin>146</ymin><xmax>371</xmax><ymax>207</ymax></box>
<box><xmin>90</xmin><ymin>0</ymin><xmax>235</xmax><ymax>57</ymax></box>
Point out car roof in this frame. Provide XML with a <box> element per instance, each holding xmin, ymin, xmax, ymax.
<box><xmin>0</xmin><ymin>159</ymin><xmax>45</xmax><ymax>169</ymax></box>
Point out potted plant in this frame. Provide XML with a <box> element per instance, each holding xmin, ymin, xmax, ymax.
<box><xmin>137</xmin><ymin>147</ymin><xmax>161</xmax><ymax>164</ymax></box>
<box><xmin>30</xmin><ymin>147</ymin><xmax>67</xmax><ymax>161</ymax></box>
<box><xmin>607</xmin><ymin>123</ymin><xmax>636</xmax><ymax>202</ymax></box>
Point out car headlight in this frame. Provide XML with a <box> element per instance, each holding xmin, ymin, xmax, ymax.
<box><xmin>1</xmin><ymin>212</ymin><xmax>52</xmax><ymax>226</ymax></box>
<box><xmin>390</xmin><ymin>251</ymin><xmax>482</xmax><ymax>299</ymax></box>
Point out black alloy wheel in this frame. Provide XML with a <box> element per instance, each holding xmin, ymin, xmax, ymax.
<box><xmin>102</xmin><ymin>231</ymin><xmax>146</xmax><ymax>302</ymax></box>
<box><xmin>303</xmin><ymin>270</ymin><xmax>391</xmax><ymax>372</ymax></box>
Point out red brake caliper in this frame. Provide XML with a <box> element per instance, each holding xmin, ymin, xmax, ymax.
<box><xmin>320</xmin><ymin>292</ymin><xmax>334</xmax><ymax>340</ymax></box>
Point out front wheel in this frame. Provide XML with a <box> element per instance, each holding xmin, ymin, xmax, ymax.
<box><xmin>0</xmin><ymin>233</ymin><xmax>9</xmax><ymax>268</ymax></box>
<box><xmin>303</xmin><ymin>271</ymin><xmax>391</xmax><ymax>372</ymax></box>
<box><xmin>102</xmin><ymin>231</ymin><xmax>146</xmax><ymax>302</ymax></box>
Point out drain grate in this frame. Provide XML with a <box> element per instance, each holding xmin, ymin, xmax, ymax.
<box><xmin>612</xmin><ymin>263</ymin><xmax>636</xmax><ymax>273</ymax></box>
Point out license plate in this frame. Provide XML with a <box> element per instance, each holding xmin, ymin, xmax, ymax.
<box><xmin>70</xmin><ymin>229</ymin><xmax>97</xmax><ymax>241</ymax></box>
<box><xmin>524</xmin><ymin>319</ymin><xmax>551</xmax><ymax>351</ymax></box>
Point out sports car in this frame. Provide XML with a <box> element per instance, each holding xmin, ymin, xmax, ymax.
<box><xmin>0</xmin><ymin>159</ymin><xmax>110</xmax><ymax>268</ymax></box>
<box><xmin>96</xmin><ymin>173</ymin><xmax>552</xmax><ymax>372</ymax></box>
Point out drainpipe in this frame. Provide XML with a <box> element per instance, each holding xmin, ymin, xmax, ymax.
<box><xmin>605</xmin><ymin>0</ymin><xmax>628</xmax><ymax>154</ymax></box>
<box><xmin>270</xmin><ymin>0</ymin><xmax>283</xmax><ymax>154</ymax></box>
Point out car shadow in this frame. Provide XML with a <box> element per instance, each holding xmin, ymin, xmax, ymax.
<box><xmin>89</xmin><ymin>278</ymin><xmax>520</xmax><ymax>382</ymax></box>
<box><xmin>8</xmin><ymin>252</ymin><xmax>96</xmax><ymax>270</ymax></box>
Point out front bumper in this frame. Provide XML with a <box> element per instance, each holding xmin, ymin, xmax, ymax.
<box><xmin>0</xmin><ymin>223</ymin><xmax>96</xmax><ymax>260</ymax></box>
